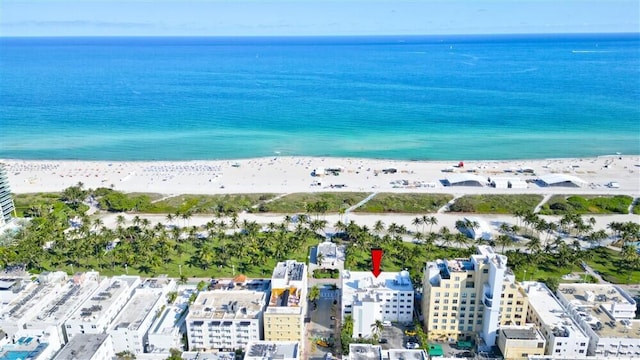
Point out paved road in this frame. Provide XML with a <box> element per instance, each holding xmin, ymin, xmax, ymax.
<box><xmin>581</xmin><ymin>261</ymin><xmax>609</xmax><ymax>284</ymax></box>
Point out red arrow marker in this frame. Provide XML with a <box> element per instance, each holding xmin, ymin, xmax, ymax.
<box><xmin>371</xmin><ymin>248</ymin><xmax>383</xmax><ymax>278</ymax></box>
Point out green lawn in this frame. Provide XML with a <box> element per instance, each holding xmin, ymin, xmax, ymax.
<box><xmin>539</xmin><ymin>195</ymin><xmax>634</xmax><ymax>215</ymax></box>
<box><xmin>13</xmin><ymin>192</ymin><xmax>61</xmax><ymax>217</ymax></box>
<box><xmin>586</xmin><ymin>247</ymin><xmax>640</xmax><ymax>284</ymax></box>
<box><xmin>448</xmin><ymin>194</ymin><xmax>543</xmax><ymax>214</ymax></box>
<box><xmin>38</xmin><ymin>234</ymin><xmax>319</xmax><ymax>279</ymax></box>
<box><xmin>260</xmin><ymin>192</ymin><xmax>369</xmax><ymax>214</ymax></box>
<box><xmin>144</xmin><ymin>193</ymin><xmax>277</xmax><ymax>214</ymax></box>
<box><xmin>354</xmin><ymin>193</ymin><xmax>452</xmax><ymax>213</ymax></box>
<box><xmin>511</xmin><ymin>247</ymin><xmax>640</xmax><ymax>284</ymax></box>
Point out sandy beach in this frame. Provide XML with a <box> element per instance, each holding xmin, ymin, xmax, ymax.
<box><xmin>2</xmin><ymin>156</ymin><xmax>639</xmax><ymax>196</ymax></box>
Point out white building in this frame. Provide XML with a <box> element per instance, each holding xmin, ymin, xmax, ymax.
<box><xmin>316</xmin><ymin>240</ymin><xmax>345</xmax><ymax>269</ymax></box>
<box><xmin>64</xmin><ymin>275</ymin><xmax>140</xmax><ymax>340</ymax></box>
<box><xmin>0</xmin><ymin>164</ymin><xmax>15</xmax><ymax>227</ymax></box>
<box><xmin>458</xmin><ymin>217</ymin><xmax>493</xmax><ymax>241</ymax></box>
<box><xmin>244</xmin><ymin>341</ymin><xmax>299</xmax><ymax>360</ymax></box>
<box><xmin>556</xmin><ymin>284</ymin><xmax>640</xmax><ymax>358</ymax></box>
<box><xmin>342</xmin><ymin>270</ymin><xmax>414</xmax><ymax>338</ymax></box>
<box><xmin>187</xmin><ymin>290</ymin><xmax>266</xmax><ymax>351</ymax></box>
<box><xmin>523</xmin><ymin>281</ymin><xmax>590</xmax><ymax>357</ymax></box>
<box><xmin>24</xmin><ymin>272</ymin><xmax>101</xmax><ymax>347</ymax></box>
<box><xmin>0</xmin><ymin>272</ymin><xmax>68</xmax><ymax>338</ymax></box>
<box><xmin>52</xmin><ymin>333</ymin><xmax>115</xmax><ymax>360</ymax></box>
<box><xmin>349</xmin><ymin>344</ymin><xmax>382</xmax><ymax>360</ymax></box>
<box><xmin>387</xmin><ymin>349</ymin><xmax>428</xmax><ymax>360</ymax></box>
<box><xmin>109</xmin><ymin>278</ymin><xmax>175</xmax><ymax>355</ymax></box>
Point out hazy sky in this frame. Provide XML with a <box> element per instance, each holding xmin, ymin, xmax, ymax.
<box><xmin>1</xmin><ymin>0</ymin><xmax>638</xmax><ymax>37</ymax></box>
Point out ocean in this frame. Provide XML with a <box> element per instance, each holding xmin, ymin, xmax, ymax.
<box><xmin>1</xmin><ymin>34</ymin><xmax>639</xmax><ymax>161</ymax></box>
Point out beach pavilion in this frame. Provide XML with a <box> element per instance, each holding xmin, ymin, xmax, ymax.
<box><xmin>538</xmin><ymin>174</ymin><xmax>587</xmax><ymax>188</ymax></box>
<box><xmin>442</xmin><ymin>173</ymin><xmax>487</xmax><ymax>187</ymax></box>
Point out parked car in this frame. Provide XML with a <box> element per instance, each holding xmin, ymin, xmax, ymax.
<box><xmin>404</xmin><ymin>329</ymin><xmax>417</xmax><ymax>336</ymax></box>
<box><xmin>405</xmin><ymin>342</ymin><xmax>420</xmax><ymax>349</ymax></box>
<box><xmin>382</xmin><ymin>320</ymin><xmax>392</xmax><ymax>327</ymax></box>
<box><xmin>379</xmin><ymin>338</ymin><xmax>388</xmax><ymax>344</ymax></box>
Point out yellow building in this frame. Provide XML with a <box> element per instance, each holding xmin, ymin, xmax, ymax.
<box><xmin>263</xmin><ymin>260</ymin><xmax>307</xmax><ymax>344</ymax></box>
<box><xmin>497</xmin><ymin>325</ymin><xmax>546</xmax><ymax>360</ymax></box>
<box><xmin>422</xmin><ymin>246</ymin><xmax>528</xmax><ymax>348</ymax></box>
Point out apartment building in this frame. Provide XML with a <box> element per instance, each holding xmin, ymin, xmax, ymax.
<box><xmin>24</xmin><ymin>272</ymin><xmax>101</xmax><ymax>346</ymax></box>
<box><xmin>0</xmin><ymin>164</ymin><xmax>15</xmax><ymax>227</ymax></box>
<box><xmin>244</xmin><ymin>341</ymin><xmax>299</xmax><ymax>360</ymax></box>
<box><xmin>422</xmin><ymin>245</ymin><xmax>527</xmax><ymax>347</ymax></box>
<box><xmin>64</xmin><ymin>275</ymin><xmax>140</xmax><ymax>340</ymax></box>
<box><xmin>523</xmin><ymin>281</ymin><xmax>589</xmax><ymax>357</ymax></box>
<box><xmin>52</xmin><ymin>333</ymin><xmax>115</xmax><ymax>360</ymax></box>
<box><xmin>264</xmin><ymin>260</ymin><xmax>307</xmax><ymax>344</ymax></box>
<box><xmin>556</xmin><ymin>284</ymin><xmax>640</xmax><ymax>358</ymax></box>
<box><xmin>0</xmin><ymin>272</ymin><xmax>68</xmax><ymax>337</ymax></box>
<box><xmin>108</xmin><ymin>278</ymin><xmax>174</xmax><ymax>355</ymax></box>
<box><xmin>186</xmin><ymin>290</ymin><xmax>266</xmax><ymax>351</ymax></box>
<box><xmin>341</xmin><ymin>270</ymin><xmax>414</xmax><ymax>338</ymax></box>
<box><xmin>497</xmin><ymin>325</ymin><xmax>546</xmax><ymax>360</ymax></box>
<box><xmin>349</xmin><ymin>344</ymin><xmax>383</xmax><ymax>360</ymax></box>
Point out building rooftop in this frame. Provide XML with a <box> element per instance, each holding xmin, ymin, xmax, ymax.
<box><xmin>318</xmin><ymin>241</ymin><xmax>338</xmax><ymax>258</ymax></box>
<box><xmin>0</xmin><ymin>282</ymin><xmax>61</xmax><ymax>322</ymax></box>
<box><xmin>342</xmin><ymin>271</ymin><xmax>413</xmax><ymax>308</ymax></box>
<box><xmin>34</xmin><ymin>279</ymin><xmax>100</xmax><ymax>325</ymax></box>
<box><xmin>387</xmin><ymin>349</ymin><xmax>428</xmax><ymax>360</ymax></box>
<box><xmin>557</xmin><ymin>284</ymin><xmax>640</xmax><ymax>339</ymax></box>
<box><xmin>271</xmin><ymin>260</ymin><xmax>305</xmax><ymax>282</ymax></box>
<box><xmin>244</xmin><ymin>341</ymin><xmax>299</xmax><ymax>360</ymax></box>
<box><xmin>112</xmin><ymin>290</ymin><xmax>162</xmax><ymax>331</ymax></box>
<box><xmin>349</xmin><ymin>344</ymin><xmax>382</xmax><ymax>360</ymax></box>
<box><xmin>52</xmin><ymin>334</ymin><xmax>110</xmax><ymax>360</ymax></box>
<box><xmin>68</xmin><ymin>276</ymin><xmax>138</xmax><ymax>322</ymax></box>
<box><xmin>181</xmin><ymin>352</ymin><xmax>235</xmax><ymax>360</ymax></box>
<box><xmin>188</xmin><ymin>290</ymin><xmax>266</xmax><ymax>320</ymax></box>
<box><xmin>523</xmin><ymin>282</ymin><xmax>588</xmax><ymax>339</ymax></box>
<box><xmin>501</xmin><ymin>326</ymin><xmax>545</xmax><ymax>341</ymax></box>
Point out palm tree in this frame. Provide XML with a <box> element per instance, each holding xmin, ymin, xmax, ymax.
<box><xmin>316</xmin><ymin>252</ymin><xmax>325</xmax><ymax>267</ymax></box>
<box><xmin>166</xmin><ymin>213</ymin><xmax>174</xmax><ymax>226</ymax></box>
<box><xmin>371</xmin><ymin>319</ymin><xmax>384</xmax><ymax>339</ymax></box>
<box><xmin>373</xmin><ymin>220</ymin><xmax>385</xmax><ymax>236</ymax></box>
<box><xmin>496</xmin><ymin>234</ymin><xmax>515</xmax><ymax>253</ymax></box>
<box><xmin>412</xmin><ymin>217</ymin><xmax>423</xmax><ymax>234</ymax></box>
<box><xmin>308</xmin><ymin>285</ymin><xmax>321</xmax><ymax>307</ymax></box>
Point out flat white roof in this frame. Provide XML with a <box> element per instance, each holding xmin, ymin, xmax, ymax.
<box><xmin>342</xmin><ymin>271</ymin><xmax>414</xmax><ymax>307</ymax></box>
<box><xmin>245</xmin><ymin>341</ymin><xmax>299</xmax><ymax>360</ymax></box>
<box><xmin>34</xmin><ymin>280</ymin><xmax>100</xmax><ymax>325</ymax></box>
<box><xmin>69</xmin><ymin>276</ymin><xmax>138</xmax><ymax>322</ymax></box>
<box><xmin>539</xmin><ymin>173</ymin><xmax>587</xmax><ymax>186</ymax></box>
<box><xmin>444</xmin><ymin>173</ymin><xmax>487</xmax><ymax>185</ymax></box>
<box><xmin>187</xmin><ymin>290</ymin><xmax>266</xmax><ymax>320</ymax></box>
<box><xmin>111</xmin><ymin>290</ymin><xmax>162</xmax><ymax>331</ymax></box>
<box><xmin>523</xmin><ymin>281</ymin><xmax>588</xmax><ymax>339</ymax></box>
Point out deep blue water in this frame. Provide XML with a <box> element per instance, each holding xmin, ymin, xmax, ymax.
<box><xmin>1</xmin><ymin>34</ymin><xmax>639</xmax><ymax>160</ymax></box>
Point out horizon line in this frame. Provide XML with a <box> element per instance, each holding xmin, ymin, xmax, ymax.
<box><xmin>2</xmin><ymin>31</ymin><xmax>639</xmax><ymax>39</ymax></box>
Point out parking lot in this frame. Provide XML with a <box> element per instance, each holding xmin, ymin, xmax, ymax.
<box><xmin>377</xmin><ymin>322</ymin><xmax>421</xmax><ymax>350</ymax></box>
<box><xmin>306</xmin><ymin>285</ymin><xmax>340</xmax><ymax>360</ymax></box>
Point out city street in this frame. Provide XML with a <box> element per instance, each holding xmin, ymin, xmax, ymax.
<box><xmin>306</xmin><ymin>284</ymin><xmax>340</xmax><ymax>360</ymax></box>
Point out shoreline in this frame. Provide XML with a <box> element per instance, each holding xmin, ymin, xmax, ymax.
<box><xmin>2</xmin><ymin>155</ymin><xmax>639</xmax><ymax>195</ymax></box>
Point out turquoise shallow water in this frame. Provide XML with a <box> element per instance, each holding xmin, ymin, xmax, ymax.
<box><xmin>1</xmin><ymin>34</ymin><xmax>639</xmax><ymax>160</ymax></box>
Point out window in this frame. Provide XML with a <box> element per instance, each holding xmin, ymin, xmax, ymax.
<box><xmin>467</xmin><ymin>274</ymin><xmax>472</xmax><ymax>278</ymax></box>
<box><xmin>476</xmin><ymin>320</ymin><xmax>482</xmax><ymax>325</ymax></box>
<box><xmin>453</xmin><ymin>299</ymin><xmax>458</xmax><ymax>304</ymax></box>
<box><xmin>444</xmin><ymin>306</ymin><xmax>448</xmax><ymax>310</ymax></box>
<box><xmin>580</xmin><ymin>343</ymin><xmax>586</xmax><ymax>346</ymax></box>
<box><xmin>445</xmin><ymin>284</ymin><xmax>451</xmax><ymax>288</ymax></box>
<box><xmin>483</xmin><ymin>269</ymin><xmax>488</xmax><ymax>274</ymax></box>
<box><xmin>468</xmin><ymin>320</ymin><xmax>473</xmax><ymax>324</ymax></box>
<box><xmin>454</xmin><ymin>284</ymin><xmax>460</xmax><ymax>288</ymax></box>
<box><xmin>444</xmin><ymin>300</ymin><xmax>449</xmax><ymax>304</ymax></box>
<box><xmin>467</xmin><ymin>326</ymin><xmax>473</xmax><ymax>331</ymax></box>
<box><xmin>508</xmin><ymin>294</ymin><xmax>514</xmax><ymax>298</ymax></box>
<box><xmin>452</xmin><ymin>307</ymin><xmax>458</xmax><ymax>311</ymax></box>
<box><xmin>445</xmin><ymin>292</ymin><xmax>449</xmax><ymax>297</ymax></box>
<box><xmin>442</xmin><ymin>319</ymin><xmax>447</xmax><ymax>324</ymax></box>
<box><xmin>434</xmin><ymin>313</ymin><xmax>439</xmax><ymax>317</ymax></box>
<box><xmin>470</xmin><ymin>294</ymin><xmax>476</xmax><ymax>299</ymax></box>
<box><xmin>579</xmin><ymin>350</ymin><xmax>585</xmax><ymax>354</ymax></box>
<box><xmin>537</xmin><ymin>343</ymin><xmax>544</xmax><ymax>348</ymax></box>
<box><xmin>435</xmin><ymin>292</ymin><xmax>440</xmax><ymax>297</ymax></box>
<box><xmin>461</xmin><ymin>293</ymin><xmax>467</xmax><ymax>298</ymax></box>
